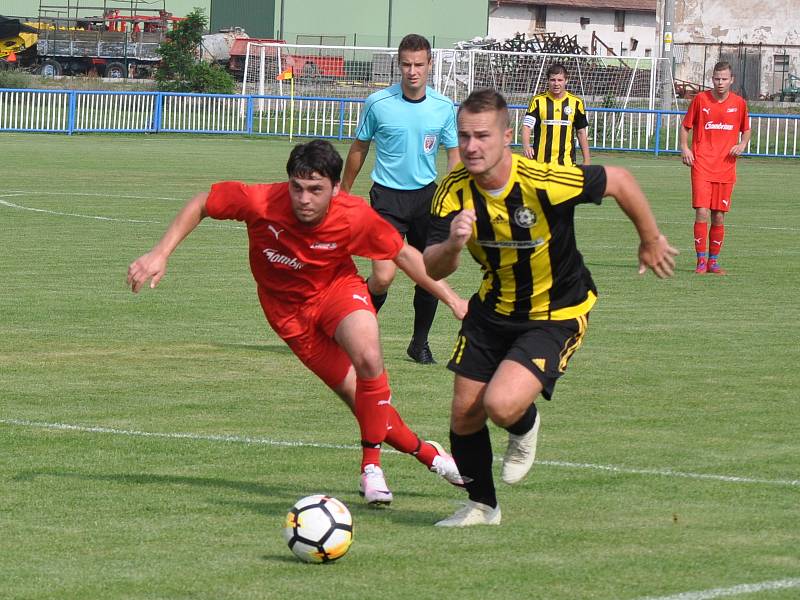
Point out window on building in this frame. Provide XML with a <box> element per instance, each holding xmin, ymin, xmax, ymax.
<box><xmin>534</xmin><ymin>6</ymin><xmax>547</xmax><ymax>31</ymax></box>
<box><xmin>774</xmin><ymin>54</ymin><xmax>789</xmax><ymax>73</ymax></box>
<box><xmin>615</xmin><ymin>10</ymin><xmax>625</xmax><ymax>32</ymax></box>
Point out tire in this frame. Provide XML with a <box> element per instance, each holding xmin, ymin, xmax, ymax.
<box><xmin>38</xmin><ymin>59</ymin><xmax>63</xmax><ymax>77</ymax></box>
<box><xmin>105</xmin><ymin>61</ymin><xmax>127</xmax><ymax>78</ymax></box>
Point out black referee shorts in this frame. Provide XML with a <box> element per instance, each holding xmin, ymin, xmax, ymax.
<box><xmin>369</xmin><ymin>181</ymin><xmax>437</xmax><ymax>253</ymax></box>
<box><xmin>447</xmin><ymin>298</ymin><xmax>589</xmax><ymax>400</ymax></box>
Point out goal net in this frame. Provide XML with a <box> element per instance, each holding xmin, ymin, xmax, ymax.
<box><xmin>241</xmin><ymin>42</ymin><xmax>677</xmax><ymax>110</ymax></box>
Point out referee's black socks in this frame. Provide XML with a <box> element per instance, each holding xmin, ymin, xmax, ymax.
<box><xmin>366</xmin><ymin>278</ymin><xmax>388</xmax><ymax>313</ymax></box>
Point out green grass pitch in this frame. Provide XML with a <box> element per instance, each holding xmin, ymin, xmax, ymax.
<box><xmin>1</xmin><ymin>133</ymin><xmax>798</xmax><ymax>599</ymax></box>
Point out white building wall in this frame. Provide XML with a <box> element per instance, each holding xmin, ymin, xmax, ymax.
<box><xmin>489</xmin><ymin>5</ymin><xmax>656</xmax><ymax>57</ymax></box>
<box><xmin>673</xmin><ymin>0</ymin><xmax>800</xmax><ymax>99</ymax></box>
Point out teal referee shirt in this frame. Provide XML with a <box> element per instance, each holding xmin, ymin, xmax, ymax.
<box><xmin>355</xmin><ymin>83</ymin><xmax>457</xmax><ymax>190</ymax></box>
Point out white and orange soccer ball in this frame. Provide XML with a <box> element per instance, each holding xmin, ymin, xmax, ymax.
<box><xmin>282</xmin><ymin>495</ymin><xmax>353</xmax><ymax>563</ymax></box>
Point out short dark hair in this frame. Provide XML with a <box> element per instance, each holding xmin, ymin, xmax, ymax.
<box><xmin>398</xmin><ymin>33</ymin><xmax>431</xmax><ymax>61</ymax></box>
<box><xmin>286</xmin><ymin>139</ymin><xmax>343</xmax><ymax>184</ymax></box>
<box><xmin>546</xmin><ymin>63</ymin><xmax>568</xmax><ymax>79</ymax></box>
<box><xmin>713</xmin><ymin>61</ymin><xmax>733</xmax><ymax>75</ymax></box>
<box><xmin>457</xmin><ymin>88</ymin><xmax>510</xmax><ymax>128</ymax></box>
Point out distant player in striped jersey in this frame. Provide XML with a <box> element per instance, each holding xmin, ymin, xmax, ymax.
<box><xmin>424</xmin><ymin>89</ymin><xmax>677</xmax><ymax>527</ymax></box>
<box><xmin>521</xmin><ymin>63</ymin><xmax>591</xmax><ymax>166</ymax></box>
<box><xmin>680</xmin><ymin>61</ymin><xmax>750</xmax><ymax>275</ymax></box>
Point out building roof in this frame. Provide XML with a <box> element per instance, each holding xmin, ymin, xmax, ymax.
<box><xmin>493</xmin><ymin>0</ymin><xmax>656</xmax><ymax>12</ymax></box>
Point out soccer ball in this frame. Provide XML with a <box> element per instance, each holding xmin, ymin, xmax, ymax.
<box><xmin>282</xmin><ymin>494</ymin><xmax>353</xmax><ymax>563</ymax></box>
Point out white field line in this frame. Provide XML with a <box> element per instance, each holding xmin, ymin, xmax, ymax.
<box><xmin>633</xmin><ymin>578</ymin><xmax>800</xmax><ymax>600</ymax></box>
<box><xmin>2</xmin><ymin>418</ymin><xmax>798</xmax><ymax>488</ymax></box>
<box><xmin>0</xmin><ymin>197</ymin><xmax>244</xmax><ymax>230</ymax></box>
<box><xmin>3</xmin><ymin>192</ymin><xmax>798</xmax><ymax>233</ymax></box>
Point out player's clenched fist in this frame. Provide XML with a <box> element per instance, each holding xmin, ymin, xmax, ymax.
<box><xmin>449</xmin><ymin>209</ymin><xmax>476</xmax><ymax>249</ymax></box>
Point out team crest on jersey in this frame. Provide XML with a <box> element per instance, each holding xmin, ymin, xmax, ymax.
<box><xmin>513</xmin><ymin>206</ymin><xmax>537</xmax><ymax>228</ymax></box>
<box><xmin>563</xmin><ymin>105</ymin><xmax>573</xmax><ymax>115</ymax></box>
<box><xmin>423</xmin><ymin>134</ymin><xmax>438</xmax><ymax>154</ymax></box>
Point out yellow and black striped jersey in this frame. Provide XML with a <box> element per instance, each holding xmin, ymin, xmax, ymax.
<box><xmin>524</xmin><ymin>91</ymin><xmax>589</xmax><ymax>166</ymax></box>
<box><xmin>429</xmin><ymin>154</ymin><xmax>606</xmax><ymax>321</ymax></box>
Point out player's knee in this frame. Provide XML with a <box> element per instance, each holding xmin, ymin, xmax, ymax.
<box><xmin>450</xmin><ymin>410</ymin><xmax>486</xmax><ymax>435</ymax></box>
<box><xmin>368</xmin><ymin>272</ymin><xmax>394</xmax><ymax>293</ymax></box>
<box><xmin>349</xmin><ymin>346</ymin><xmax>384</xmax><ymax>379</ymax></box>
<box><xmin>483</xmin><ymin>396</ymin><xmax>519</xmax><ymax>428</ymax></box>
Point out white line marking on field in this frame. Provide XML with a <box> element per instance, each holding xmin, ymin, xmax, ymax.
<box><xmin>4</xmin><ymin>190</ymin><xmax>179</xmax><ymax>201</ymax></box>
<box><xmin>0</xmin><ymin>198</ymin><xmax>244</xmax><ymax>229</ymax></box>
<box><xmin>633</xmin><ymin>578</ymin><xmax>800</xmax><ymax>600</ymax></box>
<box><xmin>0</xmin><ymin>198</ymin><xmax>159</xmax><ymax>223</ymax></box>
<box><xmin>3</xmin><ymin>191</ymin><xmax>799</xmax><ymax>233</ymax></box>
<box><xmin>2</xmin><ymin>419</ymin><xmax>798</xmax><ymax>488</ymax></box>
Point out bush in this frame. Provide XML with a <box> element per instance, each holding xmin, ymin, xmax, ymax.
<box><xmin>155</xmin><ymin>8</ymin><xmax>235</xmax><ymax>95</ymax></box>
<box><xmin>0</xmin><ymin>69</ymin><xmax>31</xmax><ymax>89</ymax></box>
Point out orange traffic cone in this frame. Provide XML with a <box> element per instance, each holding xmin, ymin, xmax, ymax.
<box><xmin>7</xmin><ymin>51</ymin><xmax>17</xmax><ymax>63</ymax></box>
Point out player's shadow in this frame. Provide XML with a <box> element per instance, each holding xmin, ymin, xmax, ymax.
<box><xmin>12</xmin><ymin>469</ymin><xmax>447</xmax><ymax>527</ymax></box>
<box><xmin>13</xmin><ymin>469</ymin><xmax>292</xmax><ymax>514</ymax></box>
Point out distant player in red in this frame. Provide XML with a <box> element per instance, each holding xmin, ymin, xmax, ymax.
<box><xmin>127</xmin><ymin>139</ymin><xmax>467</xmax><ymax>506</ymax></box>
<box><xmin>680</xmin><ymin>61</ymin><xmax>751</xmax><ymax>275</ymax></box>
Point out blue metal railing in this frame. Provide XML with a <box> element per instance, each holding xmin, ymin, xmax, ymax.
<box><xmin>2</xmin><ymin>88</ymin><xmax>798</xmax><ymax>158</ymax></box>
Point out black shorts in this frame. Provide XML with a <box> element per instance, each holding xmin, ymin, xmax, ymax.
<box><xmin>447</xmin><ymin>297</ymin><xmax>589</xmax><ymax>400</ymax></box>
<box><xmin>369</xmin><ymin>182</ymin><xmax>437</xmax><ymax>253</ymax></box>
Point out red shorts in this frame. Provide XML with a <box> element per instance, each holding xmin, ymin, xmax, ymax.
<box><xmin>691</xmin><ymin>178</ymin><xmax>735</xmax><ymax>212</ymax></box>
<box><xmin>270</xmin><ymin>276</ymin><xmax>375</xmax><ymax>389</ymax></box>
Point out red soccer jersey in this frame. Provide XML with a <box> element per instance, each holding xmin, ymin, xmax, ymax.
<box><xmin>683</xmin><ymin>90</ymin><xmax>750</xmax><ymax>183</ymax></box>
<box><xmin>205</xmin><ymin>181</ymin><xmax>403</xmax><ymax>336</ymax></box>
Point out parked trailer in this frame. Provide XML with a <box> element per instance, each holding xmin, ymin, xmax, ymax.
<box><xmin>33</xmin><ymin>11</ymin><xmax>182</xmax><ymax>78</ymax></box>
<box><xmin>227</xmin><ymin>38</ymin><xmax>345</xmax><ymax>81</ymax></box>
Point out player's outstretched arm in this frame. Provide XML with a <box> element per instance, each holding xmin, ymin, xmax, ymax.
<box><xmin>127</xmin><ymin>192</ymin><xmax>209</xmax><ymax>293</ymax></box>
<box><xmin>602</xmin><ymin>167</ymin><xmax>679</xmax><ymax>279</ymax></box>
<box><xmin>394</xmin><ymin>242</ymin><xmax>468</xmax><ymax>320</ymax></box>
<box><xmin>340</xmin><ymin>139</ymin><xmax>371</xmax><ymax>194</ymax></box>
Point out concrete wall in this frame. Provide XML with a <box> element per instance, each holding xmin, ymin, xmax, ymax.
<box><xmin>489</xmin><ymin>4</ymin><xmax>656</xmax><ymax>57</ymax></box>
<box><xmin>672</xmin><ymin>0</ymin><xmax>800</xmax><ymax>99</ymax></box>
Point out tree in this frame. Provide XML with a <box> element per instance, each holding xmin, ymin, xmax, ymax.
<box><xmin>155</xmin><ymin>8</ymin><xmax>234</xmax><ymax>95</ymax></box>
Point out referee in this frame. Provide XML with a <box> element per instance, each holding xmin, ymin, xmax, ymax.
<box><xmin>341</xmin><ymin>33</ymin><xmax>460</xmax><ymax>364</ymax></box>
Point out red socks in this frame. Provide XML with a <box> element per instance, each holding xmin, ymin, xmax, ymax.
<box><xmin>354</xmin><ymin>370</ymin><xmax>439</xmax><ymax>470</ymax></box>
<box><xmin>355</xmin><ymin>371</ymin><xmax>391</xmax><ymax>471</ymax></box>
<box><xmin>385</xmin><ymin>408</ymin><xmax>438</xmax><ymax>468</ymax></box>
<box><xmin>695</xmin><ymin>222</ymin><xmax>725</xmax><ymax>259</ymax></box>
<box><xmin>709</xmin><ymin>224</ymin><xmax>725</xmax><ymax>258</ymax></box>
<box><xmin>694</xmin><ymin>221</ymin><xmax>708</xmax><ymax>257</ymax></box>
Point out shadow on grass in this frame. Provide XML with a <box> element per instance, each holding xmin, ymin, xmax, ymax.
<box><xmin>12</xmin><ymin>469</ymin><xmax>447</xmax><ymax>527</ymax></box>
